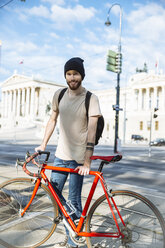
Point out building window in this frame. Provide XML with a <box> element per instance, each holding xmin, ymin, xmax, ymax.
<box><xmin>140</xmin><ymin>121</ymin><xmax>143</xmax><ymax>130</ymax></box>
<box><xmin>155</xmin><ymin>121</ymin><xmax>159</xmax><ymax>130</ymax></box>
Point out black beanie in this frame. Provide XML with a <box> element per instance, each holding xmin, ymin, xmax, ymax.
<box><xmin>64</xmin><ymin>57</ymin><xmax>85</xmax><ymax>80</ymax></box>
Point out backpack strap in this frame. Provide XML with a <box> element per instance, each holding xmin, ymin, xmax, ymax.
<box><xmin>85</xmin><ymin>91</ymin><xmax>92</xmax><ymax>120</ymax></box>
<box><xmin>58</xmin><ymin>88</ymin><xmax>67</xmax><ymax>105</ymax></box>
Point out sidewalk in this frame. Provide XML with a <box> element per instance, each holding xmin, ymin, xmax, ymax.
<box><xmin>0</xmin><ymin>126</ymin><xmax>48</xmax><ymax>145</ymax></box>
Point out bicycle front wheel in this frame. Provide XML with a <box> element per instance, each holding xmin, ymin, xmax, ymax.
<box><xmin>86</xmin><ymin>190</ymin><xmax>165</xmax><ymax>248</ymax></box>
<box><xmin>0</xmin><ymin>178</ymin><xmax>58</xmax><ymax>248</ymax></box>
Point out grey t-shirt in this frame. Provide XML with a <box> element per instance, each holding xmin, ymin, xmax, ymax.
<box><xmin>52</xmin><ymin>87</ymin><xmax>101</xmax><ymax>163</ymax></box>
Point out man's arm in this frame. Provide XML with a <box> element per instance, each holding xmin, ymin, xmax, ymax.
<box><xmin>35</xmin><ymin>110</ymin><xmax>59</xmax><ymax>151</ymax></box>
<box><xmin>75</xmin><ymin>116</ymin><xmax>98</xmax><ymax>175</ymax></box>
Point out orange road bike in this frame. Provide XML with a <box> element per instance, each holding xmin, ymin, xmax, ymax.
<box><xmin>0</xmin><ymin>151</ymin><xmax>165</xmax><ymax>248</ymax></box>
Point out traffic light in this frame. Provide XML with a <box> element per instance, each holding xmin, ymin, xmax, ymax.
<box><xmin>153</xmin><ymin>107</ymin><xmax>158</xmax><ymax>118</ymax></box>
<box><xmin>106</xmin><ymin>50</ymin><xmax>122</xmax><ymax>74</ymax></box>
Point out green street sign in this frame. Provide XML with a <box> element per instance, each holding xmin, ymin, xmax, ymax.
<box><xmin>106</xmin><ymin>49</ymin><xmax>122</xmax><ymax>73</ymax></box>
<box><xmin>108</xmin><ymin>50</ymin><xmax>117</xmax><ymax>58</ymax></box>
<box><xmin>107</xmin><ymin>56</ymin><xmax>116</xmax><ymax>66</ymax></box>
<box><xmin>106</xmin><ymin>64</ymin><xmax>117</xmax><ymax>73</ymax></box>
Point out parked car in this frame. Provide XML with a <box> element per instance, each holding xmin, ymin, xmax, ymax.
<box><xmin>131</xmin><ymin>134</ymin><xmax>144</xmax><ymax>141</ymax></box>
<box><xmin>150</xmin><ymin>138</ymin><xmax>165</xmax><ymax>146</ymax></box>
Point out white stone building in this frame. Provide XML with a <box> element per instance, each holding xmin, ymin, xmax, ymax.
<box><xmin>0</xmin><ymin>74</ymin><xmax>64</xmax><ymax>129</ymax></box>
<box><xmin>95</xmin><ymin>71</ymin><xmax>165</xmax><ymax>144</ymax></box>
<box><xmin>0</xmin><ymin>71</ymin><xmax>165</xmax><ymax>144</ymax></box>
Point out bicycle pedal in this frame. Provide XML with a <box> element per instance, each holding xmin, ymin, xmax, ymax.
<box><xmin>54</xmin><ymin>216</ymin><xmax>63</xmax><ymax>224</ymax></box>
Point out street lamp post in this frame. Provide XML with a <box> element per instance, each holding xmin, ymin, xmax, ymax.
<box><xmin>149</xmin><ymin>107</ymin><xmax>158</xmax><ymax>157</ymax></box>
<box><xmin>148</xmin><ymin>111</ymin><xmax>153</xmax><ymax>157</ymax></box>
<box><xmin>105</xmin><ymin>3</ymin><xmax>122</xmax><ymax>153</ymax></box>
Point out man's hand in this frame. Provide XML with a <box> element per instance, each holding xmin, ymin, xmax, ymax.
<box><xmin>35</xmin><ymin>144</ymin><xmax>46</xmax><ymax>152</ymax></box>
<box><xmin>75</xmin><ymin>165</ymin><xmax>90</xmax><ymax>176</ymax></box>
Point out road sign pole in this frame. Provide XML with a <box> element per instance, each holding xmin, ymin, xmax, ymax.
<box><xmin>114</xmin><ymin>72</ymin><xmax>120</xmax><ymax>153</ymax></box>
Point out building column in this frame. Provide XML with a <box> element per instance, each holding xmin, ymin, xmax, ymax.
<box><xmin>133</xmin><ymin>89</ymin><xmax>138</xmax><ymax>110</ymax></box>
<box><xmin>36</xmin><ymin>88</ymin><xmax>40</xmax><ymax>116</ymax></box>
<box><xmin>146</xmin><ymin>87</ymin><xmax>150</xmax><ymax>110</ymax></box>
<box><xmin>138</xmin><ymin>88</ymin><xmax>142</xmax><ymax>111</ymax></box>
<box><xmin>13</xmin><ymin>89</ymin><xmax>17</xmax><ymax>116</ymax></box>
<box><xmin>21</xmin><ymin>88</ymin><xmax>25</xmax><ymax>116</ymax></box>
<box><xmin>153</xmin><ymin>87</ymin><xmax>157</xmax><ymax>109</ymax></box>
<box><xmin>5</xmin><ymin>91</ymin><xmax>8</xmax><ymax>117</ymax></box>
<box><xmin>30</xmin><ymin>87</ymin><xmax>35</xmax><ymax>118</ymax></box>
<box><xmin>161</xmin><ymin>86</ymin><xmax>165</xmax><ymax>111</ymax></box>
<box><xmin>2</xmin><ymin>91</ymin><xmax>5</xmax><ymax>117</ymax></box>
<box><xmin>26</xmin><ymin>87</ymin><xmax>30</xmax><ymax>116</ymax></box>
<box><xmin>17</xmin><ymin>89</ymin><xmax>21</xmax><ymax>117</ymax></box>
<box><xmin>8</xmin><ymin>91</ymin><xmax>12</xmax><ymax>116</ymax></box>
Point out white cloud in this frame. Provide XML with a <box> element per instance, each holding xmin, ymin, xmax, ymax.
<box><xmin>66</xmin><ymin>43</ymin><xmax>74</xmax><ymax>50</ymax></box>
<box><xmin>0</xmin><ymin>67</ymin><xmax>11</xmax><ymax>81</ymax></box>
<box><xmin>15</xmin><ymin>41</ymin><xmax>38</xmax><ymax>53</ymax></box>
<box><xmin>28</xmin><ymin>5</ymin><xmax>50</xmax><ymax>18</ymax></box>
<box><xmin>83</xmin><ymin>29</ymin><xmax>100</xmax><ymax>43</ymax></box>
<box><xmin>41</xmin><ymin>0</ymin><xmax>65</xmax><ymax>5</ymax></box>
<box><xmin>119</xmin><ymin>2</ymin><xmax>165</xmax><ymax>76</ymax></box>
<box><xmin>126</xmin><ymin>2</ymin><xmax>165</xmax><ymax>40</ymax></box>
<box><xmin>50</xmin><ymin>32</ymin><xmax>60</xmax><ymax>39</ymax></box>
<box><xmin>50</xmin><ymin>4</ymin><xmax>96</xmax><ymax>26</ymax></box>
<box><xmin>20</xmin><ymin>3</ymin><xmax>96</xmax><ymax>29</ymax></box>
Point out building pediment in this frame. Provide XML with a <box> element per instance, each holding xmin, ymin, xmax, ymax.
<box><xmin>129</xmin><ymin>72</ymin><xmax>165</xmax><ymax>88</ymax></box>
<box><xmin>1</xmin><ymin>74</ymin><xmax>31</xmax><ymax>88</ymax></box>
<box><xmin>1</xmin><ymin>74</ymin><xmax>65</xmax><ymax>90</ymax></box>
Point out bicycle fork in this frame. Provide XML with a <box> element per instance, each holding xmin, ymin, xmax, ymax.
<box><xmin>21</xmin><ymin>178</ymin><xmax>41</xmax><ymax>217</ymax></box>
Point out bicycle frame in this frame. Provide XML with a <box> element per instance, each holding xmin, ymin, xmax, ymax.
<box><xmin>21</xmin><ymin>163</ymin><xmax>126</xmax><ymax>239</ymax></box>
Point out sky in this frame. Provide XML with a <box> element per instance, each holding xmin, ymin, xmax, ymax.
<box><xmin>0</xmin><ymin>0</ymin><xmax>165</xmax><ymax>94</ymax></box>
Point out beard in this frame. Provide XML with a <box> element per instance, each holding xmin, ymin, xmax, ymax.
<box><xmin>66</xmin><ymin>79</ymin><xmax>82</xmax><ymax>90</ymax></box>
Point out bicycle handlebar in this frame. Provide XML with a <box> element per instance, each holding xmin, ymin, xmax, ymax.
<box><xmin>17</xmin><ymin>151</ymin><xmax>122</xmax><ymax>178</ymax></box>
<box><xmin>16</xmin><ymin>150</ymin><xmax>50</xmax><ymax>178</ymax></box>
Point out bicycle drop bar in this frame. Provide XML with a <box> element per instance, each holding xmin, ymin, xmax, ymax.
<box><xmin>37</xmin><ymin>150</ymin><xmax>50</xmax><ymax>162</ymax></box>
<box><xmin>16</xmin><ymin>151</ymin><xmax>50</xmax><ymax>178</ymax></box>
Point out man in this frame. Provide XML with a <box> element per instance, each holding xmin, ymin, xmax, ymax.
<box><xmin>35</xmin><ymin>57</ymin><xmax>101</xmax><ymax>248</ymax></box>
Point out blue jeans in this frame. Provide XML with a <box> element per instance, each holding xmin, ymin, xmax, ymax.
<box><xmin>51</xmin><ymin>157</ymin><xmax>84</xmax><ymax>247</ymax></box>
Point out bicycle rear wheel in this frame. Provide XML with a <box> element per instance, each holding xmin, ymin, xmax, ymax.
<box><xmin>86</xmin><ymin>190</ymin><xmax>165</xmax><ymax>248</ymax></box>
<box><xmin>0</xmin><ymin>178</ymin><xmax>58</xmax><ymax>248</ymax></box>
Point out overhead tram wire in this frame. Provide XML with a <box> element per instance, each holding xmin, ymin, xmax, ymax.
<box><xmin>0</xmin><ymin>0</ymin><xmax>25</xmax><ymax>9</ymax></box>
<box><xmin>0</xmin><ymin>0</ymin><xmax>14</xmax><ymax>8</ymax></box>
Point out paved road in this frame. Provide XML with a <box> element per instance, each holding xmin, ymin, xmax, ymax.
<box><xmin>0</xmin><ymin>134</ymin><xmax>165</xmax><ymax>247</ymax></box>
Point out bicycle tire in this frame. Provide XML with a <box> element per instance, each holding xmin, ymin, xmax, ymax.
<box><xmin>85</xmin><ymin>190</ymin><xmax>165</xmax><ymax>248</ymax></box>
<box><xmin>0</xmin><ymin>178</ymin><xmax>58</xmax><ymax>248</ymax></box>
